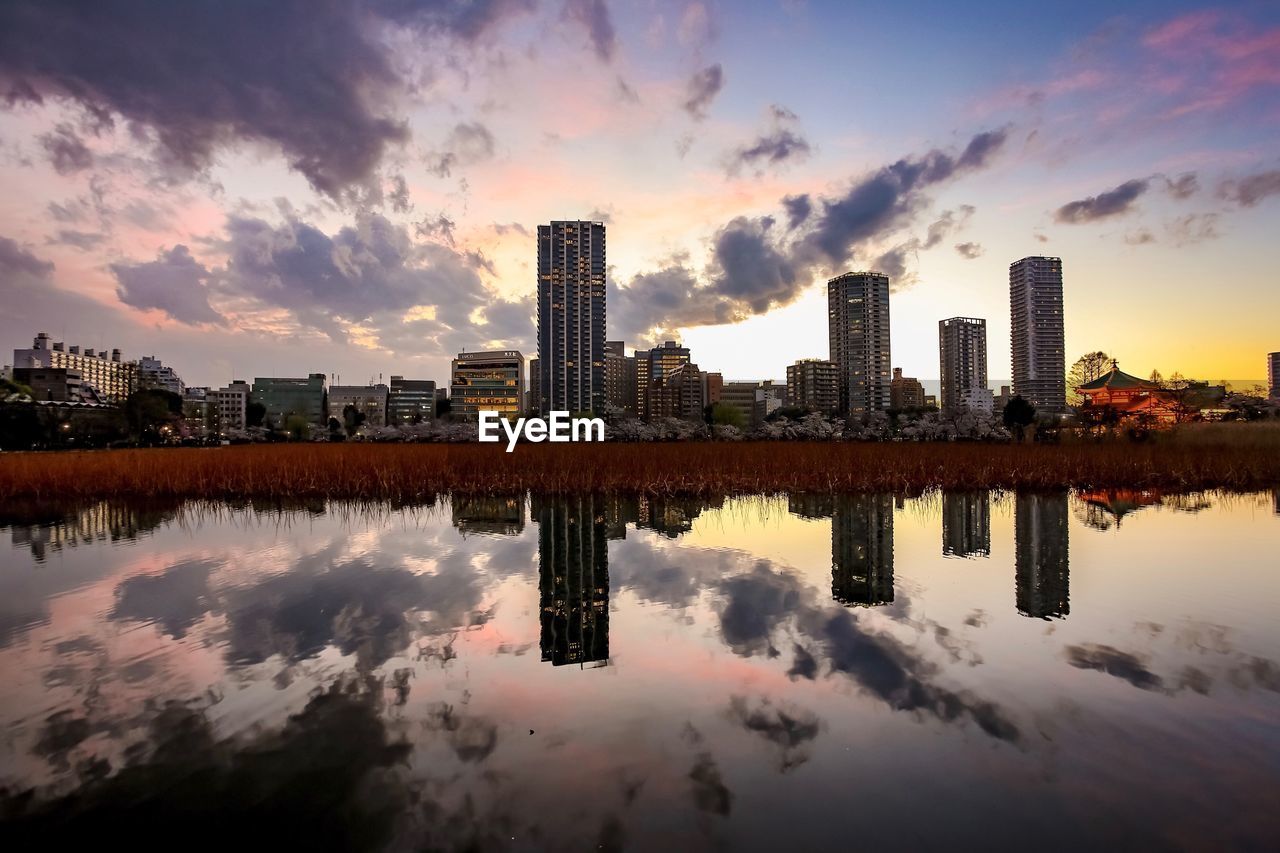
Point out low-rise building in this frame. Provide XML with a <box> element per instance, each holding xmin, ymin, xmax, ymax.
<box><xmin>214</xmin><ymin>381</ymin><xmax>250</xmax><ymax>431</ymax></box>
<box><xmin>388</xmin><ymin>376</ymin><xmax>436</xmax><ymax>424</ymax></box>
<box><xmin>958</xmin><ymin>387</ymin><xmax>995</xmax><ymax>414</ymax></box>
<box><xmin>889</xmin><ymin>367</ymin><xmax>927</xmax><ymax>410</ymax></box>
<box><xmin>13</xmin><ymin>367</ymin><xmax>84</xmax><ymax>402</ymax></box>
<box><xmin>329</xmin><ymin>384</ymin><xmax>390</xmax><ymax>428</ymax></box>
<box><xmin>251</xmin><ymin>374</ymin><xmax>328</xmax><ymax>428</ymax></box>
<box><xmin>451</xmin><ymin>350</ymin><xmax>524</xmax><ymax>418</ymax></box>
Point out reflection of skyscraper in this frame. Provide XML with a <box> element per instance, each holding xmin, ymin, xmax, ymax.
<box><xmin>1015</xmin><ymin>493</ymin><xmax>1070</xmax><ymax>619</ymax></box>
<box><xmin>451</xmin><ymin>495</ymin><xmax>525</xmax><ymax>536</ymax></box>
<box><xmin>831</xmin><ymin>494</ymin><xmax>894</xmax><ymax>607</ymax></box>
<box><xmin>603</xmin><ymin>494</ymin><xmax>641</xmax><ymax>540</ymax></box>
<box><xmin>1273</xmin><ymin>489</ymin><xmax>1280</xmax><ymax>516</ymax></box>
<box><xmin>636</xmin><ymin>495</ymin><xmax>722</xmax><ymax>538</ymax></box>
<box><xmin>534</xmin><ymin>495</ymin><xmax>609</xmax><ymax>667</ymax></box>
<box><xmin>788</xmin><ymin>494</ymin><xmax>834</xmax><ymax>520</ymax></box>
<box><xmin>942</xmin><ymin>490</ymin><xmax>991</xmax><ymax>558</ymax></box>
<box><xmin>2</xmin><ymin>500</ymin><xmax>179</xmax><ymax>563</ymax></box>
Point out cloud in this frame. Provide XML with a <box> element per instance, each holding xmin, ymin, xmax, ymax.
<box><xmin>111</xmin><ymin>245</ymin><xmax>225</xmax><ymax>326</ymax></box>
<box><xmin>46</xmin><ymin>229</ymin><xmax>107</xmax><ymax>251</ymax></box>
<box><xmin>610</xmin><ymin>129</ymin><xmax>1008</xmax><ymax>340</ymax></box>
<box><xmin>426</xmin><ymin>121</ymin><xmax>497</xmax><ymax>178</ymax></box>
<box><xmin>955</xmin><ymin>241</ymin><xmax>983</xmax><ymax>259</ymax></box>
<box><xmin>1054</xmin><ymin>178</ymin><xmax>1149</xmax><ymax>223</ymax></box>
<box><xmin>38</xmin><ymin>123</ymin><xmax>93</xmax><ymax>175</ymax></box>
<box><xmin>682</xmin><ymin>64</ymin><xmax>724</xmax><ymax>120</ymax></box>
<box><xmin>0</xmin><ymin>1</ymin><xmax>533</xmax><ymax>196</ymax></box>
<box><xmin>0</xmin><ymin>236</ymin><xmax>55</xmax><ymax>278</ymax></box>
<box><xmin>725</xmin><ymin>104</ymin><xmax>812</xmax><ymax>177</ymax></box>
<box><xmin>1064</xmin><ymin>643</ymin><xmax>1165</xmax><ymax>691</ymax></box>
<box><xmin>1164</xmin><ymin>172</ymin><xmax>1199</xmax><ymax>199</ymax></box>
<box><xmin>563</xmin><ymin>0</ymin><xmax>616</xmax><ymax>62</ymax></box>
<box><xmin>1166</xmin><ymin>213</ymin><xmax>1218</xmax><ymax>246</ymax></box>
<box><xmin>1219</xmin><ymin>169</ymin><xmax>1280</xmax><ymax>207</ymax></box>
<box><xmin>387</xmin><ymin>174</ymin><xmax>411</xmax><ymax>213</ymax></box>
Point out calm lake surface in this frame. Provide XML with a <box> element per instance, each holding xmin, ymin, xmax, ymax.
<box><xmin>1</xmin><ymin>490</ymin><xmax>1278</xmax><ymax>850</ymax></box>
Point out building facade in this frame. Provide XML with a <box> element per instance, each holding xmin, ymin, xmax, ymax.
<box><xmin>1269</xmin><ymin>352</ymin><xmax>1280</xmax><ymax>400</ymax></box>
<box><xmin>137</xmin><ymin>355</ymin><xmax>185</xmax><ymax>395</ymax></box>
<box><xmin>828</xmin><ymin>272</ymin><xmax>891</xmax><ymax>417</ymax></box>
<box><xmin>939</xmin><ymin>316</ymin><xmax>988</xmax><ymax>414</ymax></box>
<box><xmin>388</xmin><ymin>376</ymin><xmax>436</xmax><ymax>424</ymax></box>
<box><xmin>889</xmin><ymin>367</ymin><xmax>927</xmax><ymax>410</ymax></box>
<box><xmin>329</xmin><ymin>384</ymin><xmax>390</xmax><ymax>428</ymax></box>
<box><xmin>13</xmin><ymin>333</ymin><xmax>136</xmax><ymax>402</ymax></box>
<box><xmin>786</xmin><ymin>359</ymin><xmax>839</xmax><ymax>414</ymax></box>
<box><xmin>251</xmin><ymin>374</ymin><xmax>328</xmax><ymax>428</ymax></box>
<box><xmin>636</xmin><ymin>341</ymin><xmax>690</xmax><ymax>416</ymax></box>
<box><xmin>537</xmin><ymin>220</ymin><xmax>606</xmax><ymax>413</ymax></box>
<box><xmin>604</xmin><ymin>341</ymin><xmax>638</xmax><ymax>415</ymax></box>
<box><xmin>1010</xmin><ymin>256</ymin><xmax>1066</xmax><ymax>415</ymax></box>
<box><xmin>13</xmin><ymin>367</ymin><xmax>84</xmax><ymax>402</ymax></box>
<box><xmin>451</xmin><ymin>350</ymin><xmax>524</xmax><ymax>419</ymax></box>
<box><xmin>644</xmin><ymin>362</ymin><xmax>705</xmax><ymax>421</ymax></box>
<box><xmin>214</xmin><ymin>381</ymin><xmax>250</xmax><ymax>431</ymax></box>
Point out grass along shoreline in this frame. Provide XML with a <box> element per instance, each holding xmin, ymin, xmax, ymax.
<box><xmin>1</xmin><ymin>437</ymin><xmax>1278</xmax><ymax>501</ymax></box>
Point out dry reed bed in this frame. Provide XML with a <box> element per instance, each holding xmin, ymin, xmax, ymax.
<box><xmin>1</xmin><ymin>441</ymin><xmax>1277</xmax><ymax>501</ymax></box>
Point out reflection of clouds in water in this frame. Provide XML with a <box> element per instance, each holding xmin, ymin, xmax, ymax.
<box><xmin>110</xmin><ymin>559</ymin><xmax>217</xmax><ymax>639</ymax></box>
<box><xmin>728</xmin><ymin>695</ymin><xmax>823</xmax><ymax>772</ymax></box>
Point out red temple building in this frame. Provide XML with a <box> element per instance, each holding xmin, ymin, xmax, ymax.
<box><xmin>1075</xmin><ymin>361</ymin><xmax>1181</xmax><ymax>423</ymax></box>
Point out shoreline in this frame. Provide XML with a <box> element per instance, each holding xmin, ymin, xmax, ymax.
<box><xmin>2</xmin><ymin>440</ymin><xmax>1278</xmax><ymax>502</ymax></box>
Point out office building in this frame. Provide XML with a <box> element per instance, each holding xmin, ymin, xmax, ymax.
<box><xmin>388</xmin><ymin>376</ymin><xmax>436</xmax><ymax>424</ymax></box>
<box><xmin>535</xmin><ymin>494</ymin><xmax>610</xmax><ymax>668</ymax></box>
<box><xmin>251</xmin><ymin>374</ymin><xmax>328</xmax><ymax>428</ymax></box>
<box><xmin>451</xmin><ymin>350</ymin><xmax>524</xmax><ymax>418</ymax></box>
<box><xmin>526</xmin><ymin>357</ymin><xmax>539</xmax><ymax>414</ymax></box>
<box><xmin>637</xmin><ymin>341</ymin><xmax>690</xmax><ymax>415</ymax></box>
<box><xmin>828</xmin><ymin>271</ymin><xmax>891</xmax><ymax>416</ymax></box>
<box><xmin>329</xmin><ymin>384</ymin><xmax>390</xmax><ymax>427</ymax></box>
<box><xmin>214</xmin><ymin>381</ymin><xmax>250</xmax><ymax>431</ymax></box>
<box><xmin>1010</xmin><ymin>257</ymin><xmax>1066</xmax><ymax>414</ymax></box>
<box><xmin>889</xmin><ymin>368</ymin><xmax>927</xmax><ymax>410</ymax></box>
<box><xmin>787</xmin><ymin>359</ymin><xmax>840</xmax><ymax>414</ymax></box>
<box><xmin>13</xmin><ymin>333</ymin><xmax>136</xmax><ymax>402</ymax></box>
<box><xmin>1269</xmin><ymin>352</ymin><xmax>1280</xmax><ymax>400</ymax></box>
<box><xmin>958</xmin><ymin>387</ymin><xmax>995</xmax><ymax>413</ymax></box>
<box><xmin>703</xmin><ymin>371</ymin><xmax>723</xmax><ymax>406</ymax></box>
<box><xmin>604</xmin><ymin>341</ymin><xmax>639</xmax><ymax>415</ymax></box>
<box><xmin>12</xmin><ymin>367</ymin><xmax>84</xmax><ymax>403</ymax></box>
<box><xmin>939</xmin><ymin>317</ymin><xmax>988</xmax><ymax>414</ymax></box>
<box><xmin>942</xmin><ymin>490</ymin><xmax>991</xmax><ymax>558</ymax></box>
<box><xmin>831</xmin><ymin>494</ymin><xmax>894</xmax><ymax>607</ymax></box>
<box><xmin>1015</xmin><ymin>492</ymin><xmax>1070</xmax><ymax>619</ymax></box>
<box><xmin>537</xmin><ymin>220</ymin><xmax>606</xmax><ymax>413</ymax></box>
<box><xmin>137</xmin><ymin>355</ymin><xmax>185</xmax><ymax>395</ymax></box>
<box><xmin>644</xmin><ymin>362</ymin><xmax>705</xmax><ymax>421</ymax></box>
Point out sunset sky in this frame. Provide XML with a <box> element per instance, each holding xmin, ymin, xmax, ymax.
<box><xmin>1</xmin><ymin>0</ymin><xmax>1277</xmax><ymax>387</ymax></box>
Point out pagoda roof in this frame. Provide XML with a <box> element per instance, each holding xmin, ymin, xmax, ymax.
<box><xmin>1077</xmin><ymin>361</ymin><xmax>1160</xmax><ymax>392</ymax></box>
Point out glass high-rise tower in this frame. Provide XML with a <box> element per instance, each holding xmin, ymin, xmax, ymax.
<box><xmin>537</xmin><ymin>221</ymin><xmax>606</xmax><ymax>414</ymax></box>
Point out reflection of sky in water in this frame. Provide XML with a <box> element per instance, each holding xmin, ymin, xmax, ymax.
<box><xmin>0</xmin><ymin>491</ymin><xmax>1278</xmax><ymax>849</ymax></box>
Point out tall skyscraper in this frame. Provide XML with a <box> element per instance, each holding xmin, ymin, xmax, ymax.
<box><xmin>537</xmin><ymin>220</ymin><xmax>606</xmax><ymax>414</ymax></box>
<box><xmin>939</xmin><ymin>317</ymin><xmax>988</xmax><ymax>414</ymax></box>
<box><xmin>1268</xmin><ymin>351</ymin><xmax>1279</xmax><ymax>400</ymax></box>
<box><xmin>1009</xmin><ymin>256</ymin><xmax>1066</xmax><ymax>414</ymax></box>
<box><xmin>828</xmin><ymin>272</ymin><xmax>891</xmax><ymax>417</ymax></box>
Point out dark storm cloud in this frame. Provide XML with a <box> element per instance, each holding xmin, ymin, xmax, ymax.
<box><xmin>1219</xmin><ymin>169</ymin><xmax>1280</xmax><ymax>207</ymax></box>
<box><xmin>0</xmin><ymin>236</ymin><xmax>54</xmax><ymax>277</ymax></box>
<box><xmin>563</xmin><ymin>0</ymin><xmax>617</xmax><ymax>62</ymax></box>
<box><xmin>955</xmin><ymin>241</ymin><xmax>983</xmax><ymax>259</ymax></box>
<box><xmin>610</xmin><ymin>129</ymin><xmax>1009</xmax><ymax>340</ymax></box>
<box><xmin>38</xmin><ymin>123</ymin><xmax>93</xmax><ymax>175</ymax></box>
<box><xmin>782</xmin><ymin>194</ymin><xmax>811</xmax><ymax>229</ymax></box>
<box><xmin>426</xmin><ymin>121</ymin><xmax>497</xmax><ymax>178</ymax></box>
<box><xmin>1054</xmin><ymin>178</ymin><xmax>1149</xmax><ymax>223</ymax></box>
<box><xmin>717</xmin><ymin>562</ymin><xmax>806</xmax><ymax>656</ymax></box>
<box><xmin>726</xmin><ymin>105</ymin><xmax>812</xmax><ymax>176</ymax></box>
<box><xmin>682</xmin><ymin>64</ymin><xmax>724</xmax><ymax>120</ymax></box>
<box><xmin>1064</xmin><ymin>643</ymin><xmax>1165</xmax><ymax>691</ymax></box>
<box><xmin>111</xmin><ymin>245</ymin><xmax>225</xmax><ymax>326</ymax></box>
<box><xmin>0</xmin><ymin>1</ymin><xmax>532</xmax><ymax>196</ymax></box>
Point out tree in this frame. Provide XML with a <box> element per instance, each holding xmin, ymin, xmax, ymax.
<box><xmin>1148</xmin><ymin>369</ymin><xmax>1164</xmax><ymax>386</ymax></box>
<box><xmin>708</xmin><ymin>402</ymin><xmax>746</xmax><ymax>430</ymax></box>
<box><xmin>1066</xmin><ymin>351</ymin><xmax>1111</xmax><ymax>406</ymax></box>
<box><xmin>1002</xmin><ymin>395</ymin><xmax>1036</xmax><ymax>441</ymax></box>
<box><xmin>435</xmin><ymin>397</ymin><xmax>452</xmax><ymax>419</ymax></box>
<box><xmin>124</xmin><ymin>388</ymin><xmax>182</xmax><ymax>443</ymax></box>
<box><xmin>246</xmin><ymin>401</ymin><xmax>267</xmax><ymax>428</ymax></box>
<box><xmin>342</xmin><ymin>404</ymin><xmax>366</xmax><ymax>437</ymax></box>
<box><xmin>284</xmin><ymin>414</ymin><xmax>311</xmax><ymax>441</ymax></box>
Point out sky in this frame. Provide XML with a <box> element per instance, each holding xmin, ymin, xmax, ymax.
<box><xmin>1</xmin><ymin>0</ymin><xmax>1278</xmax><ymax>387</ymax></box>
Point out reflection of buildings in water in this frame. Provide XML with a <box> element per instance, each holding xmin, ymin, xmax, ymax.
<box><xmin>941</xmin><ymin>490</ymin><xmax>991</xmax><ymax>558</ymax></box>
<box><xmin>1275</xmin><ymin>489</ymin><xmax>1280</xmax><ymax>516</ymax></box>
<box><xmin>787</xmin><ymin>494</ymin><xmax>834</xmax><ymax>520</ymax></box>
<box><xmin>1075</xmin><ymin>488</ymin><xmax>1162</xmax><ymax>531</ymax></box>
<box><xmin>603</xmin><ymin>494</ymin><xmax>640</xmax><ymax>541</ymax></box>
<box><xmin>1015</xmin><ymin>493</ymin><xmax>1070</xmax><ymax>619</ymax></box>
<box><xmin>831</xmin><ymin>494</ymin><xmax>894</xmax><ymax>607</ymax></box>
<box><xmin>450</xmin><ymin>495</ymin><xmax>525</xmax><ymax>536</ymax></box>
<box><xmin>533</xmin><ymin>494</ymin><xmax>610</xmax><ymax>668</ymax></box>
<box><xmin>2</xmin><ymin>501</ymin><xmax>177</xmax><ymax>563</ymax></box>
<box><xmin>636</xmin><ymin>495</ymin><xmax>723</xmax><ymax>539</ymax></box>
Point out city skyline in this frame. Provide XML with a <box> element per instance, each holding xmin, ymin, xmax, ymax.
<box><xmin>1</xmin><ymin>1</ymin><xmax>1278</xmax><ymax>389</ymax></box>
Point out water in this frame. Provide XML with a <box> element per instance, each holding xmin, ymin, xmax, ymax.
<box><xmin>1</xmin><ymin>490</ymin><xmax>1278</xmax><ymax>850</ymax></box>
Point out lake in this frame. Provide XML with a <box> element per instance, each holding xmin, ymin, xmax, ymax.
<box><xmin>1</xmin><ymin>490</ymin><xmax>1278</xmax><ymax>850</ymax></box>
